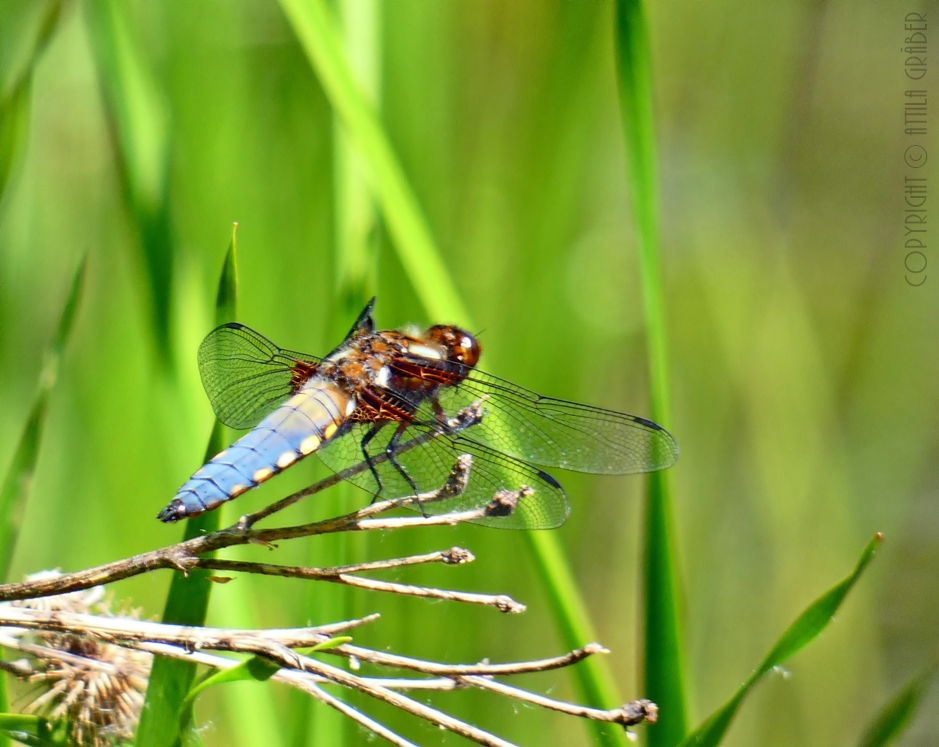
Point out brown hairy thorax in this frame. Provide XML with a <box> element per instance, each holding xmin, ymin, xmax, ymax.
<box><xmin>288</xmin><ymin>323</ymin><xmax>482</xmax><ymax>425</ymax></box>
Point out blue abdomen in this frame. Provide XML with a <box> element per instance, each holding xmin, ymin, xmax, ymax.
<box><xmin>159</xmin><ymin>380</ymin><xmax>354</xmax><ymax>522</ymax></box>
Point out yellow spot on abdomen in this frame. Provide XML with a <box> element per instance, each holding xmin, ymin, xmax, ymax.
<box><xmin>253</xmin><ymin>467</ymin><xmax>274</xmax><ymax>483</ymax></box>
<box><xmin>323</xmin><ymin>423</ymin><xmax>339</xmax><ymax>440</ymax></box>
<box><xmin>277</xmin><ymin>451</ymin><xmax>298</xmax><ymax>469</ymax></box>
<box><xmin>230</xmin><ymin>484</ymin><xmax>248</xmax><ymax>497</ymax></box>
<box><xmin>299</xmin><ymin>435</ymin><xmax>321</xmax><ymax>455</ymax></box>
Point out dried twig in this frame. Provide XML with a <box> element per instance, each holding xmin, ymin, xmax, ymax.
<box><xmin>0</xmin><ymin>453</ymin><xmax>479</xmax><ymax>604</ymax></box>
<box><xmin>0</xmin><ymin>400</ymin><xmax>658</xmax><ymax>746</ymax></box>
<box><xmin>195</xmin><ymin>556</ymin><xmax>524</xmax><ymax>612</ymax></box>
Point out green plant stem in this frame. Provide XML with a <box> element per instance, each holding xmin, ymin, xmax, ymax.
<box><xmin>613</xmin><ymin>2</ymin><xmax>687</xmax><ymax>744</ymax></box>
<box><xmin>136</xmin><ymin>231</ymin><xmax>238</xmax><ymax>747</ymax></box>
<box><xmin>84</xmin><ymin>0</ymin><xmax>174</xmax><ymax>367</ymax></box>
<box><xmin>278</xmin><ymin>0</ymin><xmax>468</xmax><ymax>323</ymax></box>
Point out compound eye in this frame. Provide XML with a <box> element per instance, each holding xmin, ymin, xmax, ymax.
<box><xmin>455</xmin><ymin>333</ymin><xmax>480</xmax><ymax>367</ymax></box>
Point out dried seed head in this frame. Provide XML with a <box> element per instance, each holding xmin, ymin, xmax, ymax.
<box><xmin>3</xmin><ymin>572</ymin><xmax>151</xmax><ymax>747</ymax></box>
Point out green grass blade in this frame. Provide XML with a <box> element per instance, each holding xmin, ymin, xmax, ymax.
<box><xmin>0</xmin><ymin>77</ymin><xmax>31</xmax><ymax>207</ymax></box>
<box><xmin>179</xmin><ymin>637</ymin><xmax>351</xmax><ymax>737</ymax></box>
<box><xmin>214</xmin><ymin>224</ymin><xmax>240</xmax><ymax>327</ymax></box>
<box><xmin>332</xmin><ymin>0</ymin><xmax>381</xmax><ymax>319</ymax></box>
<box><xmin>0</xmin><ymin>3</ymin><xmax>65</xmax><ymax>723</ymax></box>
<box><xmin>0</xmin><ymin>255</ymin><xmax>87</xmax><ymax>582</ymax></box>
<box><xmin>679</xmin><ymin>533</ymin><xmax>883</xmax><ymax>747</ymax></box>
<box><xmin>84</xmin><ymin>0</ymin><xmax>173</xmax><ymax>365</ymax></box>
<box><xmin>612</xmin><ymin>2</ymin><xmax>687</xmax><ymax>744</ymax></box>
<box><xmin>277</xmin><ymin>0</ymin><xmax>468</xmax><ymax>324</ymax></box>
<box><xmin>295</xmin><ymin>2</ymin><xmax>384</xmax><ymax>743</ymax></box>
<box><xmin>135</xmin><ymin>231</ymin><xmax>238</xmax><ymax>747</ymax></box>
<box><xmin>526</xmin><ymin>532</ymin><xmax>633</xmax><ymax>747</ymax></box>
<box><xmin>857</xmin><ymin>662</ymin><xmax>938</xmax><ymax>747</ymax></box>
<box><xmin>279</xmin><ymin>5</ymin><xmax>631</xmax><ymax>745</ymax></box>
<box><xmin>0</xmin><ymin>391</ymin><xmax>50</xmax><ymax>584</ymax></box>
<box><xmin>0</xmin><ymin>0</ymin><xmax>62</xmax><ymax>206</ymax></box>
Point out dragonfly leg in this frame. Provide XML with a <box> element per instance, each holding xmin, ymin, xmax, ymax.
<box><xmin>431</xmin><ymin>397</ymin><xmax>454</xmax><ymax>433</ymax></box>
<box><xmin>384</xmin><ymin>421</ymin><xmax>426</xmax><ymax>516</ymax></box>
<box><xmin>360</xmin><ymin>423</ymin><xmax>386</xmax><ymax>496</ymax></box>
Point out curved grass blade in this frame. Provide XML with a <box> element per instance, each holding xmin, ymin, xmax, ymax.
<box><xmin>84</xmin><ymin>0</ymin><xmax>174</xmax><ymax>366</ymax></box>
<box><xmin>297</xmin><ymin>2</ymin><xmax>385</xmax><ymax>743</ymax></box>
<box><xmin>0</xmin><ymin>8</ymin><xmax>66</xmax><ymax>712</ymax></box>
<box><xmin>613</xmin><ymin>2</ymin><xmax>687</xmax><ymax>744</ymax></box>
<box><xmin>680</xmin><ymin>533</ymin><xmax>883</xmax><ymax>747</ymax></box>
<box><xmin>277</xmin><ymin>4</ymin><xmax>632</xmax><ymax>745</ymax></box>
<box><xmin>177</xmin><ymin>637</ymin><xmax>351</xmax><ymax>742</ymax></box>
<box><xmin>0</xmin><ymin>255</ymin><xmax>87</xmax><ymax>582</ymax></box>
<box><xmin>857</xmin><ymin>662</ymin><xmax>937</xmax><ymax>747</ymax></box>
<box><xmin>135</xmin><ymin>229</ymin><xmax>238</xmax><ymax>747</ymax></box>
<box><xmin>0</xmin><ymin>8</ymin><xmax>80</xmax><ymax>740</ymax></box>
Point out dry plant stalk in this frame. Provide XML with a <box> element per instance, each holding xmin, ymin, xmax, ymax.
<box><xmin>0</xmin><ymin>408</ymin><xmax>657</xmax><ymax>747</ymax></box>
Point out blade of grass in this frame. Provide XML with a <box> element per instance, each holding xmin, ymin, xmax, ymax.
<box><xmin>179</xmin><ymin>638</ymin><xmax>351</xmax><ymax>739</ymax></box>
<box><xmin>0</xmin><ymin>256</ymin><xmax>84</xmax><ymax>747</ymax></box>
<box><xmin>0</xmin><ymin>8</ymin><xmax>67</xmax><ymax>734</ymax></box>
<box><xmin>84</xmin><ymin>0</ymin><xmax>174</xmax><ymax>366</ymax></box>
<box><xmin>293</xmin><ymin>2</ymin><xmax>384</xmax><ymax>745</ymax></box>
<box><xmin>278</xmin><ymin>4</ymin><xmax>631</xmax><ymax>745</ymax></box>
<box><xmin>0</xmin><ymin>78</ymin><xmax>32</xmax><ymax>210</ymax></box>
<box><xmin>613</xmin><ymin>3</ymin><xmax>687</xmax><ymax>744</ymax></box>
<box><xmin>135</xmin><ymin>229</ymin><xmax>238</xmax><ymax>747</ymax></box>
<box><xmin>0</xmin><ymin>0</ymin><xmax>62</xmax><ymax>207</ymax></box>
<box><xmin>857</xmin><ymin>661</ymin><xmax>937</xmax><ymax>747</ymax></box>
<box><xmin>679</xmin><ymin>533</ymin><xmax>883</xmax><ymax>747</ymax></box>
<box><xmin>277</xmin><ymin>0</ymin><xmax>467</xmax><ymax>324</ymax></box>
<box><xmin>0</xmin><ymin>254</ymin><xmax>87</xmax><ymax>581</ymax></box>
<box><xmin>525</xmin><ymin>532</ymin><xmax>633</xmax><ymax>747</ymax></box>
<box><xmin>333</xmin><ymin>0</ymin><xmax>381</xmax><ymax>318</ymax></box>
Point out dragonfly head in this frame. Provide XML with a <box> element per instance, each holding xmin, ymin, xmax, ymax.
<box><xmin>425</xmin><ymin>325</ymin><xmax>481</xmax><ymax>368</ymax></box>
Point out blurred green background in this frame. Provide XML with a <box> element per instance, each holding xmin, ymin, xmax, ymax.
<box><xmin>1</xmin><ymin>1</ymin><xmax>937</xmax><ymax>746</ymax></box>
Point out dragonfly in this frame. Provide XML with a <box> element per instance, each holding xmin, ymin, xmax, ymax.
<box><xmin>158</xmin><ymin>298</ymin><xmax>679</xmax><ymax>529</ymax></box>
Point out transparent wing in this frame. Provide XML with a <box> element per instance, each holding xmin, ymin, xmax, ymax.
<box><xmin>316</xmin><ymin>417</ymin><xmax>570</xmax><ymax>530</ymax></box>
<box><xmin>198</xmin><ymin>323</ymin><xmax>321</xmax><ymax>430</ymax></box>
<box><xmin>429</xmin><ymin>368</ymin><xmax>679</xmax><ymax>474</ymax></box>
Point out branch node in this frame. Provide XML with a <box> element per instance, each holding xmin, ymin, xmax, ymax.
<box><xmin>485</xmin><ymin>485</ymin><xmax>533</xmax><ymax>518</ymax></box>
<box><xmin>166</xmin><ymin>552</ymin><xmax>198</xmax><ymax>575</ymax></box>
<box><xmin>441</xmin><ymin>547</ymin><xmax>474</xmax><ymax>565</ymax></box>
<box><xmin>494</xmin><ymin>596</ymin><xmax>526</xmax><ymax>614</ymax></box>
<box><xmin>618</xmin><ymin>699</ymin><xmax>658</xmax><ymax>727</ymax></box>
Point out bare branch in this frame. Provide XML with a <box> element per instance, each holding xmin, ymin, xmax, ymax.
<box><xmin>196</xmin><ymin>545</ymin><xmax>473</xmax><ymax>580</ymax></box>
<box><xmin>328</xmin><ymin>641</ymin><xmax>609</xmax><ymax>677</ymax></box>
<box><xmin>459</xmin><ymin>675</ymin><xmax>657</xmax><ymax>726</ymax></box>
<box><xmin>287</xmin><ymin>651</ymin><xmax>518</xmax><ymax>747</ymax></box>
<box><xmin>195</xmin><ymin>557</ymin><xmax>523</xmax><ymax>612</ymax></box>
<box><xmin>0</xmin><ymin>456</ymin><xmax>477</xmax><ymax>604</ymax></box>
<box><xmin>2</xmin><ymin>606</ymin><xmax>654</xmax><ymax>746</ymax></box>
<box><xmin>0</xmin><ymin>398</ymin><xmax>658</xmax><ymax>745</ymax></box>
<box><xmin>0</xmin><ymin>606</ymin><xmax>377</xmax><ymax>649</ymax></box>
<box><xmin>298</xmin><ymin>682</ymin><xmax>421</xmax><ymax>747</ymax></box>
